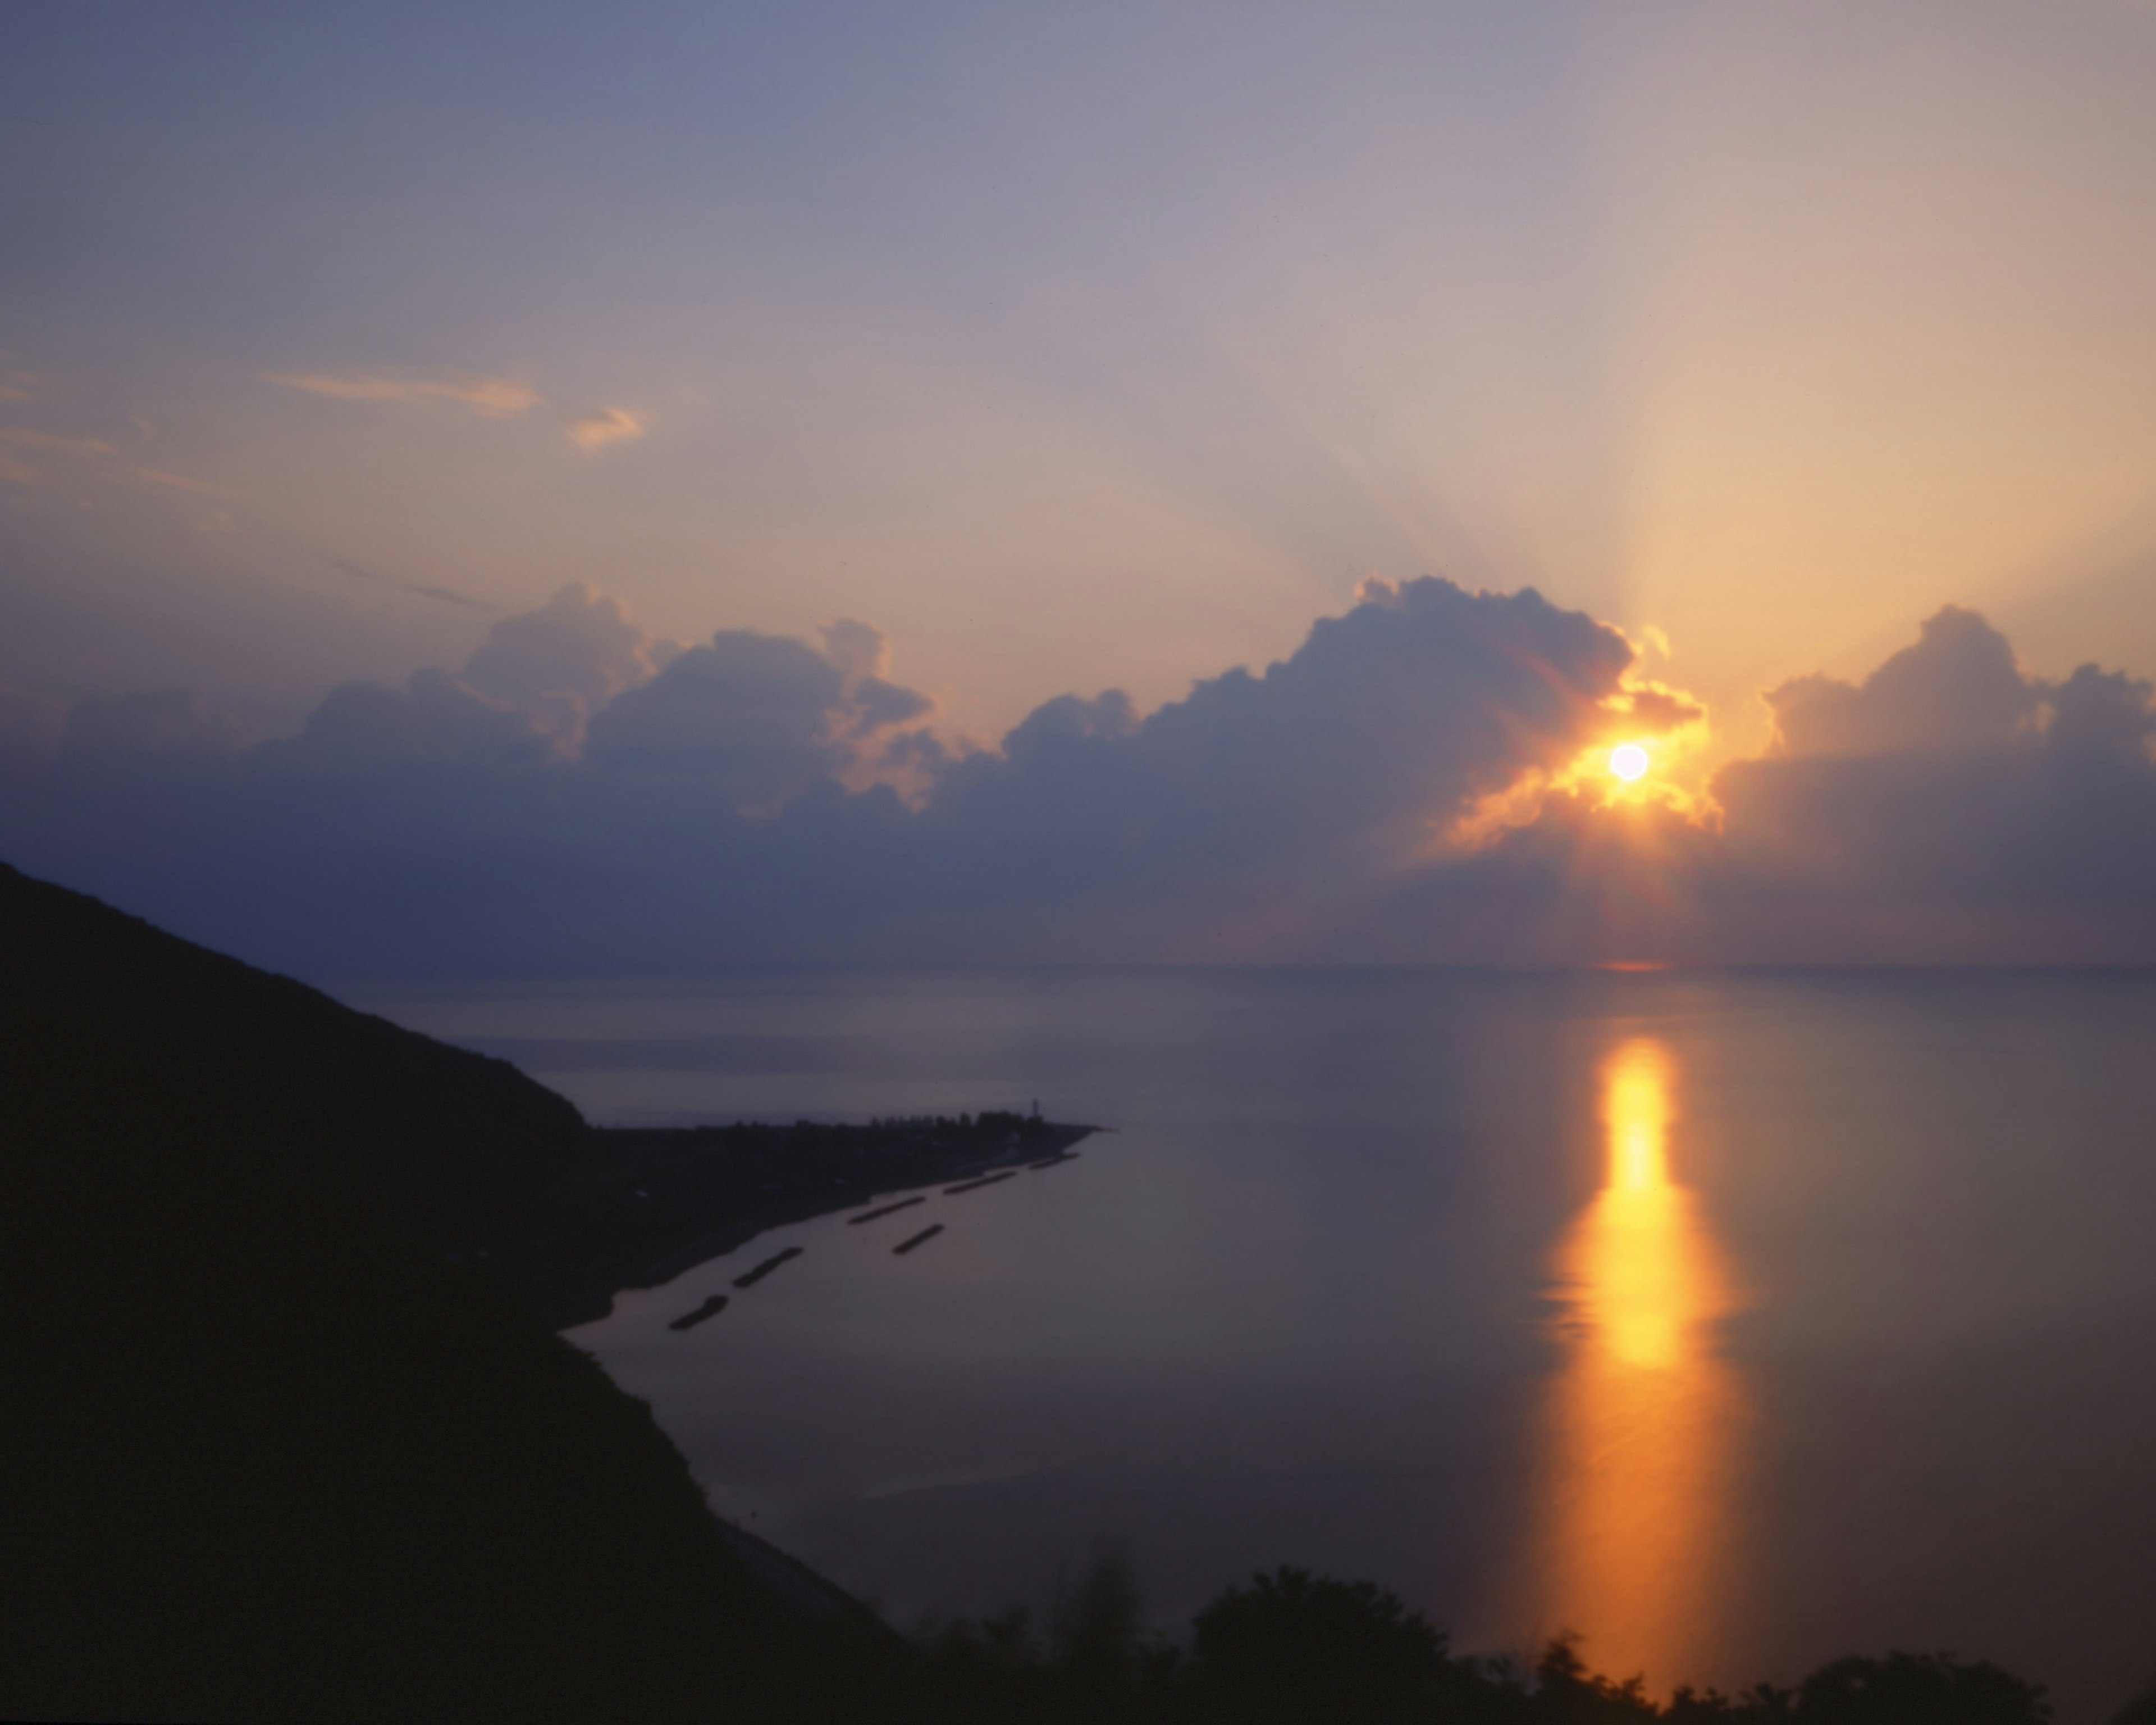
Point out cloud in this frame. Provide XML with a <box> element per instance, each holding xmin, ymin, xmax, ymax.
<box><xmin>0</xmin><ymin>367</ymin><xmax>51</xmax><ymax>405</ymax></box>
<box><xmin>1413</xmin><ymin>606</ymin><xmax>2156</xmax><ymax>965</ymax></box>
<box><xmin>462</xmin><ymin>582</ymin><xmax>666</xmax><ymax>711</ymax></box>
<box><xmin>278</xmin><ymin>670</ymin><xmax>568</xmax><ymax>768</ymax></box>
<box><xmin>560</xmin><ymin>407</ymin><xmax>646</xmax><ymax>451</ymax></box>
<box><xmin>908</xmin><ymin>577</ymin><xmax>1639</xmax><ymax>946</ymax></box>
<box><xmin>263</xmin><ymin>369</ymin><xmax>648</xmax><ymax>453</ymax></box>
<box><xmin>817</xmin><ymin>619</ymin><xmax>888</xmax><ymax>684</ymax></box>
<box><xmin>850</xmin><ymin>676</ymin><xmax>935</xmax><ymax>733</ymax></box>
<box><xmin>4</xmin><ymin>583</ymin><xmax>2155</xmax><ymax>977</ymax></box>
<box><xmin>2048</xmin><ymin>661</ymin><xmax>2156</xmax><ymax>757</ymax></box>
<box><xmin>0</xmin><ymin>428</ymin><xmax>243</xmax><ymax>503</ymax></box>
<box><xmin>1714</xmin><ymin>615</ymin><xmax>2156</xmax><ymax>924</ymax></box>
<box><xmin>583</xmin><ymin>615</ymin><xmax>933</xmax><ymax>810</ymax></box>
<box><xmin>263</xmin><ymin>369</ymin><xmax>546</xmax><ymax>418</ymax></box>
<box><xmin>274</xmin><ymin>582</ymin><xmax>689</xmax><ymax>768</ymax></box>
<box><xmin>0</xmin><ymin>578</ymin><xmax>1677</xmax><ymax>971</ymax></box>
<box><xmin>0</xmin><ymin>428</ymin><xmax>117</xmax><ymax>459</ymax></box>
<box><xmin>584</xmin><ymin>632</ymin><xmax>850</xmax><ymax>797</ymax></box>
<box><xmin>1765</xmin><ymin>606</ymin><xmax>2037</xmax><ymax>757</ymax></box>
<box><xmin>815</xmin><ymin>619</ymin><xmax>933</xmax><ymax>738</ymax></box>
<box><xmin>323</xmin><ymin>555</ymin><xmax>499</xmax><ymax>614</ymax></box>
<box><xmin>1609</xmin><ymin>684</ymin><xmax>1706</xmax><ymax>736</ymax></box>
<box><xmin>126</xmin><ymin>467</ymin><xmax>244</xmax><ymax>500</ymax></box>
<box><xmin>250</xmin><ymin>583</ymin><xmax>854</xmax><ymax>781</ymax></box>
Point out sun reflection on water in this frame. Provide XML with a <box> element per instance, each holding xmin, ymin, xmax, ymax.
<box><xmin>1514</xmin><ymin>1037</ymin><xmax>1748</xmax><ymax>1691</ymax></box>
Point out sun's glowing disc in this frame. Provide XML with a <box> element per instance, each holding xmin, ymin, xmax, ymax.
<box><xmin>1609</xmin><ymin>743</ymin><xmax>1650</xmax><ymax>783</ymax></box>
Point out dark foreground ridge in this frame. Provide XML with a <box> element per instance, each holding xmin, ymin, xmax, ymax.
<box><xmin>916</xmin><ymin>1557</ymin><xmax>2078</xmax><ymax>1724</ymax></box>
<box><xmin>1</xmin><ymin>860</ymin><xmax>2136</xmax><ymax>1724</ymax></box>
<box><xmin>0</xmin><ymin>861</ymin><xmax>921</xmax><ymax>1724</ymax></box>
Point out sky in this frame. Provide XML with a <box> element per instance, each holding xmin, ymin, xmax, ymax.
<box><xmin>5</xmin><ymin>1</ymin><xmax>2156</xmax><ymax>974</ymax></box>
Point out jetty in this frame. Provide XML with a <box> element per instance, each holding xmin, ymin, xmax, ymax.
<box><xmin>847</xmin><ymin>1194</ymin><xmax>927</xmax><ymax>1225</ymax></box>
<box><xmin>732</xmin><ymin>1245</ymin><xmax>803</xmax><ymax>1289</ymax></box>
<box><xmin>522</xmin><ymin>1110</ymin><xmax>1099</xmax><ymax>1327</ymax></box>
<box><xmin>666</xmin><ymin>1294</ymin><xmax>729</xmax><ymax>1332</ymax></box>
<box><xmin>943</xmin><ymin>1170</ymin><xmax>1016</xmax><ymax>1196</ymax></box>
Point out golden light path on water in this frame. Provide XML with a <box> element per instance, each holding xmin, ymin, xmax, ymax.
<box><xmin>1513</xmin><ymin>1037</ymin><xmax>1748</xmax><ymax>1691</ymax></box>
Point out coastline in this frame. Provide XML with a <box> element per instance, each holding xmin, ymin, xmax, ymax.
<box><xmin>514</xmin><ymin>1116</ymin><xmax>1100</xmax><ymax>1330</ymax></box>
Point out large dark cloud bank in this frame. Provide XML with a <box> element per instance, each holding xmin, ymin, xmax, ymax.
<box><xmin>3</xmin><ymin>578</ymin><xmax>2153</xmax><ymax>979</ymax></box>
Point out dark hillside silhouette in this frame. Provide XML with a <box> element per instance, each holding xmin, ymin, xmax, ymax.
<box><xmin>0</xmin><ymin>861</ymin><xmax>892</xmax><ymax>1722</ymax></box>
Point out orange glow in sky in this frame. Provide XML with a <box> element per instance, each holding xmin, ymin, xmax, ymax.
<box><xmin>8</xmin><ymin>4</ymin><xmax>2156</xmax><ymax>743</ymax></box>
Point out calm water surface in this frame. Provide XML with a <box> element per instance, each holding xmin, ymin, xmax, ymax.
<box><xmin>353</xmin><ymin>969</ymin><xmax>2156</xmax><ymax>1721</ymax></box>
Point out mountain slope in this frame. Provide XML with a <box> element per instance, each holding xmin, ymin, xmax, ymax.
<box><xmin>0</xmin><ymin>861</ymin><xmax>884</xmax><ymax>1723</ymax></box>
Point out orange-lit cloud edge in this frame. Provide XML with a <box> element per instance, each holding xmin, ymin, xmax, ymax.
<box><xmin>1445</xmin><ymin>636</ymin><xmax>1720</xmax><ymax>856</ymax></box>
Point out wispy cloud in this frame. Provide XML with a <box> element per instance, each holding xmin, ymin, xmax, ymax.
<box><xmin>0</xmin><ymin>428</ymin><xmax>117</xmax><ymax>459</ymax></box>
<box><xmin>0</xmin><ymin>426</ymin><xmax>116</xmax><ymax>485</ymax></box>
<box><xmin>262</xmin><ymin>369</ymin><xmax>545</xmax><ymax>419</ymax></box>
<box><xmin>0</xmin><ymin>426</ymin><xmax>240</xmax><ymax>504</ymax></box>
<box><xmin>405</xmin><ymin>582</ymin><xmax>500</xmax><ymax>612</ymax></box>
<box><xmin>324</xmin><ymin>554</ymin><xmax>499</xmax><ymax>613</ymax></box>
<box><xmin>128</xmin><ymin>467</ymin><xmax>245</xmax><ymax>500</ymax></box>
<box><xmin>560</xmin><ymin>406</ymin><xmax>647</xmax><ymax>451</ymax></box>
<box><xmin>263</xmin><ymin>367</ymin><xmax>648</xmax><ymax>453</ymax></box>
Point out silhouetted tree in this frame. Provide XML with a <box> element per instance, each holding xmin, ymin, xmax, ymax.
<box><xmin>919</xmin><ymin>1605</ymin><xmax>1050</xmax><ymax>1723</ymax></box>
<box><xmin>1529</xmin><ymin>1633</ymin><xmax>1662</xmax><ymax>1723</ymax></box>
<box><xmin>1663</xmin><ymin>1680</ymin><xmax>1796</xmax><ymax>1721</ymax></box>
<box><xmin>910</xmin><ymin>1564</ymin><xmax>2073</xmax><ymax>1725</ymax></box>
<box><xmin>2113</xmin><ymin>1681</ymin><xmax>2156</xmax><ymax>1725</ymax></box>
<box><xmin>1786</xmin><ymin>1653</ymin><xmax>2049</xmax><ymax>1724</ymax></box>
<box><xmin>1054</xmin><ymin>1543</ymin><xmax>1148</xmax><ymax>1694</ymax></box>
<box><xmin>1186</xmin><ymin>1566</ymin><xmax>1463</xmax><ymax>1724</ymax></box>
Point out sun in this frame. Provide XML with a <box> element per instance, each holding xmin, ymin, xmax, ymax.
<box><xmin>1609</xmin><ymin>742</ymin><xmax>1650</xmax><ymax>783</ymax></box>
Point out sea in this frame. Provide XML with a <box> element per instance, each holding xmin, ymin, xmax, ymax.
<box><xmin>348</xmin><ymin>968</ymin><xmax>2156</xmax><ymax>1722</ymax></box>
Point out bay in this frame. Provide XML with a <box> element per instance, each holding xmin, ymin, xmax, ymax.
<box><xmin>350</xmin><ymin>968</ymin><xmax>2156</xmax><ymax>1722</ymax></box>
